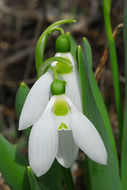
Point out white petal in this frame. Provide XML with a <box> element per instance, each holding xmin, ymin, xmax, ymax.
<box><xmin>63</xmin><ymin>72</ymin><xmax>82</xmax><ymax>111</ymax></box>
<box><xmin>70</xmin><ymin>111</ymin><xmax>107</xmax><ymax>165</ymax></box>
<box><xmin>19</xmin><ymin>72</ymin><xmax>53</xmax><ymax>130</ymax></box>
<box><xmin>56</xmin><ymin>130</ymin><xmax>79</xmax><ymax>168</ymax></box>
<box><xmin>28</xmin><ymin>100</ymin><xmax>58</xmax><ymax>176</ymax></box>
<box><xmin>55</xmin><ymin>53</ymin><xmax>82</xmax><ymax>112</ymax></box>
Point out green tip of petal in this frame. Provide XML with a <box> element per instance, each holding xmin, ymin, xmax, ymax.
<box><xmin>58</xmin><ymin>123</ymin><xmax>69</xmax><ymax>130</ymax></box>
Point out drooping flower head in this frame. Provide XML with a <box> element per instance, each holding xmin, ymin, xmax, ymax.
<box><xmin>19</xmin><ymin>72</ymin><xmax>107</xmax><ymax>177</ymax></box>
<box><xmin>19</xmin><ymin>31</ymin><xmax>107</xmax><ymax>177</ymax></box>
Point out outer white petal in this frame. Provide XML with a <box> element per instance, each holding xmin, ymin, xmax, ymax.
<box><xmin>70</xmin><ymin>111</ymin><xmax>107</xmax><ymax>165</ymax></box>
<box><xmin>56</xmin><ymin>130</ymin><xmax>79</xmax><ymax>168</ymax></box>
<box><xmin>19</xmin><ymin>72</ymin><xmax>53</xmax><ymax>130</ymax></box>
<box><xmin>55</xmin><ymin>53</ymin><xmax>82</xmax><ymax>111</ymax></box>
<box><xmin>64</xmin><ymin>95</ymin><xmax>107</xmax><ymax>165</ymax></box>
<box><xmin>62</xmin><ymin>71</ymin><xmax>82</xmax><ymax>111</ymax></box>
<box><xmin>28</xmin><ymin>97</ymin><xmax>58</xmax><ymax>177</ymax></box>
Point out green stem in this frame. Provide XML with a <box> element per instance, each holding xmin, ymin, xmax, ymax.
<box><xmin>50</xmin><ymin>66</ymin><xmax>58</xmax><ymax>80</ymax></box>
<box><xmin>38</xmin><ymin>56</ymin><xmax>71</xmax><ymax>78</ymax></box>
<box><xmin>35</xmin><ymin>19</ymin><xmax>76</xmax><ymax>74</ymax></box>
<box><xmin>103</xmin><ymin>0</ymin><xmax>123</xmax><ymax>141</ymax></box>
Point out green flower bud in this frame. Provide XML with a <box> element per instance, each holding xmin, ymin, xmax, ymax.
<box><xmin>55</xmin><ymin>34</ymin><xmax>71</xmax><ymax>53</ymax></box>
<box><xmin>51</xmin><ymin>79</ymin><xmax>66</xmax><ymax>95</ymax></box>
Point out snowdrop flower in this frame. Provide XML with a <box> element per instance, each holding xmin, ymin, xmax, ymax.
<box><xmin>53</xmin><ymin>34</ymin><xmax>82</xmax><ymax>112</ymax></box>
<box><xmin>54</xmin><ymin>52</ymin><xmax>82</xmax><ymax>112</ymax></box>
<box><xmin>19</xmin><ymin>75</ymin><xmax>107</xmax><ymax>177</ymax></box>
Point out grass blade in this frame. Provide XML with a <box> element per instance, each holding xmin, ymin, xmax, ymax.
<box><xmin>121</xmin><ymin>1</ymin><xmax>127</xmax><ymax>189</ymax></box>
<box><xmin>103</xmin><ymin>0</ymin><xmax>123</xmax><ymax>140</ymax></box>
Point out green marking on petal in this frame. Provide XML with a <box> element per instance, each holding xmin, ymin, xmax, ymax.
<box><xmin>56</xmin><ymin>60</ymin><xmax>73</xmax><ymax>75</ymax></box>
<box><xmin>53</xmin><ymin>98</ymin><xmax>69</xmax><ymax>116</ymax></box>
<box><xmin>58</xmin><ymin>122</ymin><xmax>69</xmax><ymax>130</ymax></box>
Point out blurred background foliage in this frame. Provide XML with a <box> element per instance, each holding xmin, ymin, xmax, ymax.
<box><xmin>0</xmin><ymin>0</ymin><xmax>125</xmax><ymax>189</ymax></box>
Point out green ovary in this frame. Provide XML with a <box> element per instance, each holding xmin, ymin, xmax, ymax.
<box><xmin>53</xmin><ymin>98</ymin><xmax>69</xmax><ymax>116</ymax></box>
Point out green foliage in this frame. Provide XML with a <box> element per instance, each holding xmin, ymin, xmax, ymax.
<box><xmin>103</xmin><ymin>0</ymin><xmax>123</xmax><ymax>140</ymax></box>
<box><xmin>15</xmin><ymin>82</ymin><xmax>31</xmax><ymax>138</ymax></box>
<box><xmin>15</xmin><ymin>82</ymin><xmax>30</xmax><ymax>119</ymax></box>
<box><xmin>39</xmin><ymin>160</ymin><xmax>63</xmax><ymax>190</ymax></box>
<box><xmin>121</xmin><ymin>1</ymin><xmax>127</xmax><ymax>189</ymax></box>
<box><xmin>0</xmin><ymin>135</ymin><xmax>30</xmax><ymax>190</ymax></box>
<box><xmin>77</xmin><ymin>39</ymin><xmax>121</xmax><ymax>190</ymax></box>
<box><xmin>67</xmin><ymin>32</ymin><xmax>78</xmax><ymax>61</ymax></box>
<box><xmin>27</xmin><ymin>167</ymin><xmax>48</xmax><ymax>190</ymax></box>
<box><xmin>61</xmin><ymin>167</ymin><xmax>75</xmax><ymax>190</ymax></box>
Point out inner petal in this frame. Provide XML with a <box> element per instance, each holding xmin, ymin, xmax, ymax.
<box><xmin>55</xmin><ymin>114</ymin><xmax>71</xmax><ymax>131</ymax></box>
<box><xmin>56</xmin><ymin>130</ymin><xmax>79</xmax><ymax>168</ymax></box>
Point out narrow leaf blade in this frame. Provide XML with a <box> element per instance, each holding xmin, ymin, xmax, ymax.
<box><xmin>0</xmin><ymin>135</ymin><xmax>30</xmax><ymax>190</ymax></box>
<box><xmin>15</xmin><ymin>82</ymin><xmax>30</xmax><ymax>119</ymax></box>
<box><xmin>77</xmin><ymin>40</ymin><xmax>121</xmax><ymax>190</ymax></box>
<box><xmin>121</xmin><ymin>1</ymin><xmax>127</xmax><ymax>189</ymax></box>
<box><xmin>27</xmin><ymin>166</ymin><xmax>48</xmax><ymax>190</ymax></box>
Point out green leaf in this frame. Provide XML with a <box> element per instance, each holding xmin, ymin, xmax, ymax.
<box><xmin>15</xmin><ymin>82</ymin><xmax>31</xmax><ymax>138</ymax></box>
<box><xmin>81</xmin><ymin>38</ymin><xmax>118</xmax><ymax>157</ymax></box>
<box><xmin>121</xmin><ymin>1</ymin><xmax>127</xmax><ymax>189</ymax></box>
<box><xmin>15</xmin><ymin>82</ymin><xmax>30</xmax><ymax>119</ymax></box>
<box><xmin>0</xmin><ymin>135</ymin><xmax>30</xmax><ymax>190</ymax></box>
<box><xmin>27</xmin><ymin>166</ymin><xmax>48</xmax><ymax>190</ymax></box>
<box><xmin>66</xmin><ymin>32</ymin><xmax>78</xmax><ymax>61</ymax></box>
<box><xmin>77</xmin><ymin>39</ymin><xmax>121</xmax><ymax>190</ymax></box>
<box><xmin>61</xmin><ymin>167</ymin><xmax>75</xmax><ymax>190</ymax></box>
<box><xmin>35</xmin><ymin>19</ymin><xmax>76</xmax><ymax>73</ymax></box>
<box><xmin>103</xmin><ymin>0</ymin><xmax>123</xmax><ymax>140</ymax></box>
